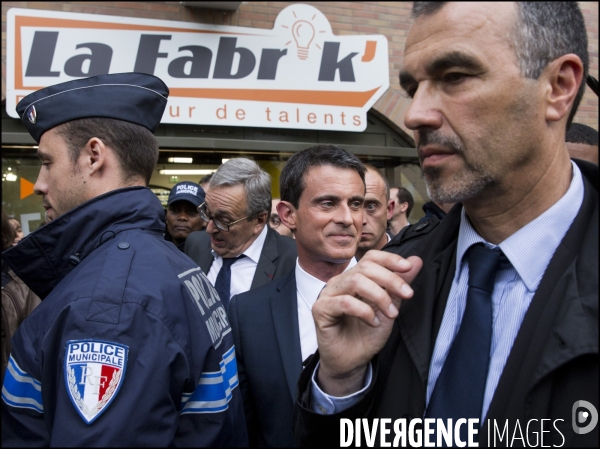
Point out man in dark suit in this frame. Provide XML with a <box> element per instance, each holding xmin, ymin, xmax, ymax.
<box><xmin>229</xmin><ymin>145</ymin><xmax>366</xmax><ymax>447</ymax></box>
<box><xmin>294</xmin><ymin>2</ymin><xmax>597</xmax><ymax>448</ymax></box>
<box><xmin>185</xmin><ymin>158</ymin><xmax>296</xmax><ymax>307</ymax></box>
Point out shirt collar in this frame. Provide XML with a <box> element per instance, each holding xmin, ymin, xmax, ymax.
<box><xmin>455</xmin><ymin>161</ymin><xmax>584</xmax><ymax>291</ymax></box>
<box><xmin>211</xmin><ymin>224</ymin><xmax>268</xmax><ymax>264</ymax></box>
<box><xmin>242</xmin><ymin>225</ymin><xmax>268</xmax><ymax>263</ymax></box>
<box><xmin>296</xmin><ymin>257</ymin><xmax>358</xmax><ymax>309</ymax></box>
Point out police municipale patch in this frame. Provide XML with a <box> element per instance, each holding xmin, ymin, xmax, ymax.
<box><xmin>64</xmin><ymin>340</ymin><xmax>128</xmax><ymax>424</ymax></box>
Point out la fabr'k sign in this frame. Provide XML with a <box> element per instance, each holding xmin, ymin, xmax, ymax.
<box><xmin>6</xmin><ymin>5</ymin><xmax>389</xmax><ymax>132</ymax></box>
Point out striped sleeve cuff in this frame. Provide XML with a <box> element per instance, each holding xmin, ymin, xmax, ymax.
<box><xmin>2</xmin><ymin>355</ymin><xmax>43</xmax><ymax>413</ymax></box>
<box><xmin>310</xmin><ymin>361</ymin><xmax>372</xmax><ymax>415</ymax></box>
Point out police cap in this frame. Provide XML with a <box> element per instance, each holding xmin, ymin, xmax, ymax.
<box><xmin>16</xmin><ymin>72</ymin><xmax>169</xmax><ymax>143</ymax></box>
<box><xmin>168</xmin><ymin>182</ymin><xmax>206</xmax><ymax>208</ymax></box>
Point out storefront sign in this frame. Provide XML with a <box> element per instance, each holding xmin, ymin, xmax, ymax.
<box><xmin>6</xmin><ymin>5</ymin><xmax>389</xmax><ymax>132</ymax></box>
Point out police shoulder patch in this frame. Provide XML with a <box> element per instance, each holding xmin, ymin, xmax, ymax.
<box><xmin>64</xmin><ymin>339</ymin><xmax>128</xmax><ymax>424</ymax></box>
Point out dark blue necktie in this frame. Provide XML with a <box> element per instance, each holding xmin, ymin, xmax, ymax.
<box><xmin>214</xmin><ymin>254</ymin><xmax>246</xmax><ymax>310</ymax></box>
<box><xmin>426</xmin><ymin>244</ymin><xmax>504</xmax><ymax>444</ymax></box>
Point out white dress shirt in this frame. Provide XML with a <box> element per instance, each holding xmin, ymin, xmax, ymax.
<box><xmin>313</xmin><ymin>161</ymin><xmax>584</xmax><ymax>416</ymax></box>
<box><xmin>206</xmin><ymin>225</ymin><xmax>268</xmax><ymax>298</ymax></box>
<box><xmin>296</xmin><ymin>257</ymin><xmax>357</xmax><ymax>363</ymax></box>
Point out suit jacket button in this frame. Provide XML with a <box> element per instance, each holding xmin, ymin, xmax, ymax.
<box><xmin>118</xmin><ymin>242</ymin><xmax>130</xmax><ymax>250</ymax></box>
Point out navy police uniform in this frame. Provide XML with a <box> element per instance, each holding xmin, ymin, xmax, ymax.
<box><xmin>1</xmin><ymin>73</ymin><xmax>247</xmax><ymax>446</ymax></box>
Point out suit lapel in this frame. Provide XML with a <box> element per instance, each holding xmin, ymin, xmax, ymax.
<box><xmin>186</xmin><ymin>232</ymin><xmax>215</xmax><ymax>274</ymax></box>
<box><xmin>198</xmin><ymin>237</ymin><xmax>214</xmax><ymax>273</ymax></box>
<box><xmin>251</xmin><ymin>227</ymin><xmax>278</xmax><ymax>290</ymax></box>
<box><xmin>397</xmin><ymin>206</ymin><xmax>461</xmax><ymax>384</ymax></box>
<box><xmin>400</xmin><ymin>244</ymin><xmax>457</xmax><ymax>383</ymax></box>
<box><xmin>270</xmin><ymin>272</ymin><xmax>303</xmax><ymax>402</ymax></box>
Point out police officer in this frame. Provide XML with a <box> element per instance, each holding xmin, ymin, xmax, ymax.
<box><xmin>1</xmin><ymin>73</ymin><xmax>247</xmax><ymax>446</ymax></box>
<box><xmin>165</xmin><ymin>181</ymin><xmax>206</xmax><ymax>251</ymax></box>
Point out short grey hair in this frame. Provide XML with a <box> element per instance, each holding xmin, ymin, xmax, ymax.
<box><xmin>411</xmin><ymin>2</ymin><xmax>589</xmax><ymax>127</ymax></box>
<box><xmin>210</xmin><ymin>158</ymin><xmax>272</xmax><ymax>216</ymax></box>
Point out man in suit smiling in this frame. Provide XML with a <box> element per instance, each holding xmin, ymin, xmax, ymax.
<box><xmin>229</xmin><ymin>145</ymin><xmax>366</xmax><ymax>447</ymax></box>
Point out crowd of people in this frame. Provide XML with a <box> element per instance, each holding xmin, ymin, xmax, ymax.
<box><xmin>1</xmin><ymin>1</ymin><xmax>598</xmax><ymax>447</ymax></box>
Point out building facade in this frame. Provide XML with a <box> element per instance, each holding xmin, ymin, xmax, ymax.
<box><xmin>2</xmin><ymin>1</ymin><xmax>598</xmax><ymax>235</ymax></box>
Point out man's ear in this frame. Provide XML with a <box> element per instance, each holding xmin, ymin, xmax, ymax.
<box><xmin>277</xmin><ymin>200</ymin><xmax>297</xmax><ymax>232</ymax></box>
<box><xmin>252</xmin><ymin>210</ymin><xmax>268</xmax><ymax>235</ymax></box>
<box><xmin>544</xmin><ymin>54</ymin><xmax>584</xmax><ymax>123</ymax></box>
<box><xmin>82</xmin><ymin>137</ymin><xmax>107</xmax><ymax>175</ymax></box>
<box><xmin>255</xmin><ymin>210</ymin><xmax>268</xmax><ymax>226</ymax></box>
<box><xmin>386</xmin><ymin>199</ymin><xmax>395</xmax><ymax>221</ymax></box>
<box><xmin>399</xmin><ymin>201</ymin><xmax>408</xmax><ymax>213</ymax></box>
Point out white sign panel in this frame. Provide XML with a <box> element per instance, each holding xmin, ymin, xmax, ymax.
<box><xmin>6</xmin><ymin>5</ymin><xmax>389</xmax><ymax>132</ymax></box>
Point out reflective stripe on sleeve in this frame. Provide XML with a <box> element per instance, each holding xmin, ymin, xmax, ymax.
<box><xmin>2</xmin><ymin>355</ymin><xmax>43</xmax><ymax>413</ymax></box>
<box><xmin>181</xmin><ymin>345</ymin><xmax>239</xmax><ymax>414</ymax></box>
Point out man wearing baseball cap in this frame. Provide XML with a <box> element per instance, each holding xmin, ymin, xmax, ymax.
<box><xmin>165</xmin><ymin>181</ymin><xmax>206</xmax><ymax>251</ymax></box>
<box><xmin>1</xmin><ymin>73</ymin><xmax>247</xmax><ymax>446</ymax></box>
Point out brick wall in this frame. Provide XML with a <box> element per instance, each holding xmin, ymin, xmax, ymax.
<box><xmin>2</xmin><ymin>1</ymin><xmax>598</xmax><ymax>132</ymax></box>
<box><xmin>577</xmin><ymin>1</ymin><xmax>598</xmax><ymax>130</ymax></box>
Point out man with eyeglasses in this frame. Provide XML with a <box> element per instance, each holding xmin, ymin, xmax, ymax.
<box><xmin>185</xmin><ymin>158</ymin><xmax>297</xmax><ymax>310</ymax></box>
<box><xmin>269</xmin><ymin>199</ymin><xmax>294</xmax><ymax>238</ymax></box>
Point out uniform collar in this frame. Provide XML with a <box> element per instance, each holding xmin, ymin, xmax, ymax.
<box><xmin>3</xmin><ymin>187</ymin><xmax>165</xmax><ymax>299</ymax></box>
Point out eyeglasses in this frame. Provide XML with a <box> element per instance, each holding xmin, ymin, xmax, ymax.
<box><xmin>269</xmin><ymin>214</ymin><xmax>281</xmax><ymax>228</ymax></box>
<box><xmin>197</xmin><ymin>202</ymin><xmax>252</xmax><ymax>232</ymax></box>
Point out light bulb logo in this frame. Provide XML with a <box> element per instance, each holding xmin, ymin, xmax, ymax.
<box><xmin>292</xmin><ymin>20</ymin><xmax>315</xmax><ymax>60</ymax></box>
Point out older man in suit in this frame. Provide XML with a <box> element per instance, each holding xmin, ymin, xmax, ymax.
<box><xmin>229</xmin><ymin>145</ymin><xmax>366</xmax><ymax>447</ymax></box>
<box><xmin>185</xmin><ymin>158</ymin><xmax>296</xmax><ymax>308</ymax></box>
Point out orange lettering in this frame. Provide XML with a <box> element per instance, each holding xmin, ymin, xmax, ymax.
<box><xmin>236</xmin><ymin>109</ymin><xmax>245</xmax><ymax>120</ymax></box>
<box><xmin>217</xmin><ymin>104</ymin><xmax>227</xmax><ymax>119</ymax></box>
<box><xmin>308</xmin><ymin>113</ymin><xmax>317</xmax><ymax>124</ymax></box>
